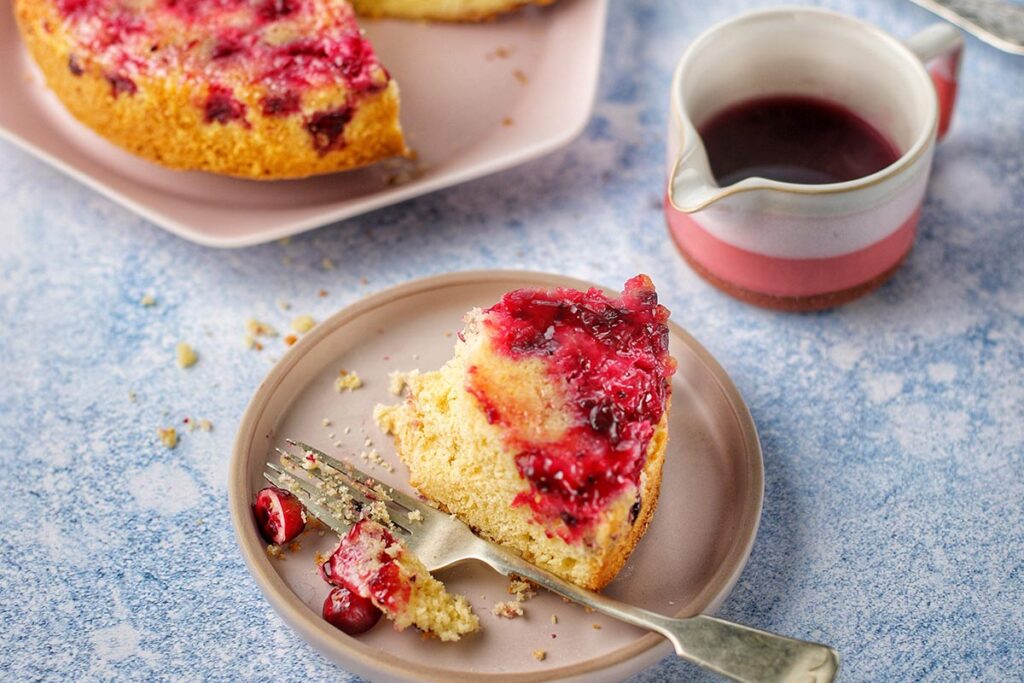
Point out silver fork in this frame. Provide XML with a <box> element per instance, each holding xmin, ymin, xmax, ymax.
<box><xmin>266</xmin><ymin>440</ymin><xmax>839</xmax><ymax>683</ymax></box>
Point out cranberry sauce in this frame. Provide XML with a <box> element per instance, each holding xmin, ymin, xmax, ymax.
<box><xmin>699</xmin><ymin>95</ymin><xmax>901</xmax><ymax>186</ymax></box>
<box><xmin>475</xmin><ymin>276</ymin><xmax>676</xmax><ymax>541</ymax></box>
<box><xmin>322</xmin><ymin>519</ymin><xmax>410</xmax><ymax>614</ymax></box>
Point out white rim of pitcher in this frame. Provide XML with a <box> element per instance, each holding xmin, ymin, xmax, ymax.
<box><xmin>667</xmin><ymin>6</ymin><xmax>940</xmax><ymax>211</ymax></box>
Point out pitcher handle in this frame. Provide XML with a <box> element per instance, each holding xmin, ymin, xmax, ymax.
<box><xmin>904</xmin><ymin>23</ymin><xmax>965</xmax><ymax>140</ymax></box>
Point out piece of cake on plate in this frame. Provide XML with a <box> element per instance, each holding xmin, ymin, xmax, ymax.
<box><xmin>320</xmin><ymin>518</ymin><xmax>479</xmax><ymax>640</ymax></box>
<box><xmin>375</xmin><ymin>275</ymin><xmax>676</xmax><ymax>590</ymax></box>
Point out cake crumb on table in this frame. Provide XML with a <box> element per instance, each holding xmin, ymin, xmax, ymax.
<box><xmin>492</xmin><ymin>601</ymin><xmax>524</xmax><ymax>618</ymax></box>
<box><xmin>198</xmin><ymin>419</ymin><xmax>213</xmax><ymax>432</ymax></box>
<box><xmin>246</xmin><ymin>319</ymin><xmax>278</xmax><ymax>338</ymax></box>
<box><xmin>139</xmin><ymin>293</ymin><xmax>156</xmax><ymax>307</ymax></box>
<box><xmin>335</xmin><ymin>370</ymin><xmax>363</xmax><ymax>392</ymax></box>
<box><xmin>291</xmin><ymin>314</ymin><xmax>316</xmax><ymax>334</ymax></box>
<box><xmin>532</xmin><ymin>649</ymin><xmax>546</xmax><ymax>662</ymax></box>
<box><xmin>284</xmin><ymin>334</ymin><xmax>297</xmax><ymax>346</ymax></box>
<box><xmin>157</xmin><ymin>427</ymin><xmax>178</xmax><ymax>449</ymax></box>
<box><xmin>322</xmin><ymin>258</ymin><xmax>335</xmax><ymax>270</ymax></box>
<box><xmin>175</xmin><ymin>342</ymin><xmax>198</xmax><ymax>368</ymax></box>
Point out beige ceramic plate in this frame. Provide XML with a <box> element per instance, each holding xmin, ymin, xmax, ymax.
<box><xmin>229</xmin><ymin>271</ymin><xmax>763</xmax><ymax>682</ymax></box>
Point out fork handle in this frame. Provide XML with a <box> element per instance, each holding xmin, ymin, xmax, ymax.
<box><xmin>475</xmin><ymin>540</ymin><xmax>839</xmax><ymax>683</ymax></box>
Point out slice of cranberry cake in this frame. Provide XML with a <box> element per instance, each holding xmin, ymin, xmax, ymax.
<box><xmin>320</xmin><ymin>518</ymin><xmax>479</xmax><ymax>640</ymax></box>
<box><xmin>375</xmin><ymin>276</ymin><xmax>677</xmax><ymax>590</ymax></box>
<box><xmin>14</xmin><ymin>0</ymin><xmax>406</xmax><ymax>178</ymax></box>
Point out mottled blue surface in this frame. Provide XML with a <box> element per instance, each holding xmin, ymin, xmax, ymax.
<box><xmin>2</xmin><ymin>0</ymin><xmax>1022</xmax><ymax>680</ymax></box>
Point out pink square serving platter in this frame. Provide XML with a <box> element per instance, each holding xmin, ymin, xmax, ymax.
<box><xmin>0</xmin><ymin>0</ymin><xmax>607</xmax><ymax>247</ymax></box>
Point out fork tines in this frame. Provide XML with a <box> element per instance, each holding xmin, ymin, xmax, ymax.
<box><xmin>264</xmin><ymin>439</ymin><xmax>428</xmax><ymax>539</ymax></box>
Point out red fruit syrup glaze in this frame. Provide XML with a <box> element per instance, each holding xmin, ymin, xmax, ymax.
<box><xmin>472</xmin><ymin>275</ymin><xmax>676</xmax><ymax>542</ymax></box>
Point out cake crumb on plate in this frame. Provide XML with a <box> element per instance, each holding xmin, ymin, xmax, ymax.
<box><xmin>492</xmin><ymin>601</ymin><xmax>524</xmax><ymax>618</ymax></box>
<box><xmin>509</xmin><ymin>577</ymin><xmax>536</xmax><ymax>602</ymax></box>
<box><xmin>388</xmin><ymin>370</ymin><xmax>410</xmax><ymax>396</ymax></box>
<box><xmin>532</xmin><ymin>649</ymin><xmax>546</xmax><ymax>661</ymax></box>
<box><xmin>335</xmin><ymin>370</ymin><xmax>363</xmax><ymax>392</ymax></box>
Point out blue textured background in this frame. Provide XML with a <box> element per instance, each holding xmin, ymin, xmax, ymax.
<box><xmin>2</xmin><ymin>0</ymin><xmax>1022</xmax><ymax>680</ymax></box>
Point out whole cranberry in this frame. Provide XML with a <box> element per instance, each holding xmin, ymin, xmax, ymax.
<box><xmin>322</xmin><ymin>586</ymin><xmax>382</xmax><ymax>635</ymax></box>
<box><xmin>252</xmin><ymin>486</ymin><xmax>306</xmax><ymax>545</ymax></box>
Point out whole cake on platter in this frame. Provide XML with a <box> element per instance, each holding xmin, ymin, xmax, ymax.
<box><xmin>14</xmin><ymin>0</ymin><xmax>557</xmax><ymax>179</ymax></box>
<box><xmin>376</xmin><ymin>276</ymin><xmax>677</xmax><ymax>590</ymax></box>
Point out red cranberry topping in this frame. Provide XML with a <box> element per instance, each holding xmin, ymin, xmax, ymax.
<box><xmin>211</xmin><ymin>36</ymin><xmax>245</xmax><ymax>60</ymax></box>
<box><xmin>53</xmin><ymin>0</ymin><xmax>388</xmax><ymax>117</ymax></box>
<box><xmin>307</xmin><ymin>107</ymin><xmax>354</xmax><ymax>153</ymax></box>
<box><xmin>320</xmin><ymin>519</ymin><xmax>410</xmax><ymax>613</ymax></box>
<box><xmin>473</xmin><ymin>276</ymin><xmax>676</xmax><ymax>541</ymax></box>
<box><xmin>261</xmin><ymin>92</ymin><xmax>301</xmax><ymax>116</ymax></box>
<box><xmin>106</xmin><ymin>74</ymin><xmax>137</xmax><ymax>97</ymax></box>
<box><xmin>322</xmin><ymin>586</ymin><xmax>381</xmax><ymax>635</ymax></box>
<box><xmin>257</xmin><ymin>0</ymin><xmax>300</xmax><ymax>22</ymax></box>
<box><xmin>204</xmin><ymin>85</ymin><xmax>247</xmax><ymax>125</ymax></box>
<box><xmin>252</xmin><ymin>486</ymin><xmax>306</xmax><ymax>545</ymax></box>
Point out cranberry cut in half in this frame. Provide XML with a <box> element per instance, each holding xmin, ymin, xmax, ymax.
<box><xmin>252</xmin><ymin>486</ymin><xmax>306</xmax><ymax>545</ymax></box>
<box><xmin>322</xmin><ymin>586</ymin><xmax>381</xmax><ymax>635</ymax></box>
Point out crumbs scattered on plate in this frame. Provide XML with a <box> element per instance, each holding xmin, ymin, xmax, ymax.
<box><xmin>335</xmin><ymin>369</ymin><xmax>363</xmax><ymax>392</ymax></box>
<box><xmin>532</xmin><ymin>649</ymin><xmax>546</xmax><ymax>662</ymax></box>
<box><xmin>491</xmin><ymin>601</ymin><xmax>524</xmax><ymax>619</ymax></box>
<box><xmin>388</xmin><ymin>370</ymin><xmax>411</xmax><ymax>396</ymax></box>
